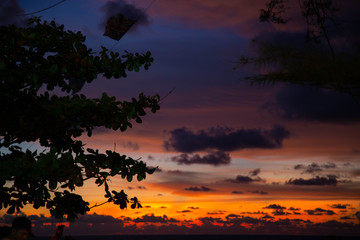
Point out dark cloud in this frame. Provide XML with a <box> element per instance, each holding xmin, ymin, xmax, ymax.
<box><xmin>330</xmin><ymin>204</ymin><xmax>350</xmax><ymax>209</ymax></box>
<box><xmin>289</xmin><ymin>207</ymin><xmax>301</xmax><ymax>211</ymax></box>
<box><xmin>0</xmin><ymin>0</ymin><xmax>27</xmax><ymax>26</ymax></box>
<box><xmin>99</xmin><ymin>0</ymin><xmax>149</xmax><ymax>32</ymax></box>
<box><xmin>240</xmin><ymin>211</ymin><xmax>266</xmax><ymax>215</ymax></box>
<box><xmin>249</xmin><ymin>168</ymin><xmax>261</xmax><ymax>176</ymax></box>
<box><xmin>272</xmin><ymin>210</ymin><xmax>290</xmax><ymax>216</ymax></box>
<box><xmin>294</xmin><ymin>162</ymin><xmax>337</xmax><ymax>174</ymax></box>
<box><xmin>133</xmin><ymin>214</ymin><xmax>179</xmax><ymax>223</ymax></box>
<box><xmin>232</xmin><ymin>190</ymin><xmax>244</xmax><ymax>194</ymax></box>
<box><xmin>226</xmin><ymin>175</ymin><xmax>264</xmax><ymax>184</ymax></box>
<box><xmin>224</xmin><ymin>214</ymin><xmax>263</xmax><ymax>225</ymax></box>
<box><xmin>30</xmin><ymin>213</ymin><xmax>124</xmax><ymax>236</ymax></box>
<box><xmin>164</xmin><ymin>125</ymin><xmax>290</xmax><ymax>153</ymax></box>
<box><xmin>286</xmin><ymin>176</ymin><xmax>338</xmax><ymax>186</ymax></box>
<box><xmin>176</xmin><ymin>210</ymin><xmax>192</xmax><ymax>213</ymax></box>
<box><xmin>262</xmin><ymin>214</ymin><xmax>274</xmax><ymax>219</ymax></box>
<box><xmin>247</xmin><ymin>190</ymin><xmax>268</xmax><ymax>195</ymax></box>
<box><xmin>188</xmin><ymin>207</ymin><xmax>200</xmax><ymax>210</ymax></box>
<box><xmin>294</xmin><ymin>163</ymin><xmax>321</xmax><ymax>173</ymax></box>
<box><xmin>262</xmin><ymin>85</ymin><xmax>360</xmax><ymax>123</ymax></box>
<box><xmin>167</xmin><ymin>170</ymin><xmax>183</xmax><ymax>174</ymax></box>
<box><xmin>305</xmin><ymin>208</ymin><xmax>336</xmax><ymax>216</ymax></box>
<box><xmin>184</xmin><ymin>186</ymin><xmax>215</xmax><ymax>192</ymax></box>
<box><xmin>263</xmin><ymin>204</ymin><xmax>286</xmax><ymax>210</ymax></box>
<box><xmin>322</xmin><ymin>163</ymin><xmax>337</xmax><ymax>169</ymax></box>
<box><xmin>207</xmin><ymin>210</ymin><xmax>226</xmax><ymax>215</ymax></box>
<box><xmin>171</xmin><ymin>151</ymin><xmax>231</xmax><ymax>166</ymax></box>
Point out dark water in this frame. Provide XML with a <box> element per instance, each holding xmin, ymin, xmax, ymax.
<box><xmin>35</xmin><ymin>235</ymin><xmax>359</xmax><ymax>240</ymax></box>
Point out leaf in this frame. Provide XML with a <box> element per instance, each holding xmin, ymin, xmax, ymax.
<box><xmin>87</xmin><ymin>148</ymin><xmax>96</xmax><ymax>154</ymax></box>
<box><xmin>127</xmin><ymin>175</ymin><xmax>133</xmax><ymax>182</ymax></box>
<box><xmin>49</xmin><ymin>181</ymin><xmax>58</xmax><ymax>190</ymax></box>
<box><xmin>137</xmin><ymin>174</ymin><xmax>144</xmax><ymax>181</ymax></box>
<box><xmin>49</xmin><ymin>64</ymin><xmax>58</xmax><ymax>74</ymax></box>
<box><xmin>7</xmin><ymin>205</ymin><xmax>15</xmax><ymax>214</ymax></box>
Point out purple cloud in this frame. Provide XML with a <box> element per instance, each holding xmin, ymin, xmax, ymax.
<box><xmin>164</xmin><ymin>125</ymin><xmax>290</xmax><ymax>153</ymax></box>
<box><xmin>263</xmin><ymin>204</ymin><xmax>286</xmax><ymax>210</ymax></box>
<box><xmin>286</xmin><ymin>176</ymin><xmax>338</xmax><ymax>186</ymax></box>
<box><xmin>171</xmin><ymin>151</ymin><xmax>231</xmax><ymax>166</ymax></box>
<box><xmin>184</xmin><ymin>186</ymin><xmax>215</xmax><ymax>192</ymax></box>
<box><xmin>305</xmin><ymin>208</ymin><xmax>336</xmax><ymax>216</ymax></box>
<box><xmin>226</xmin><ymin>175</ymin><xmax>264</xmax><ymax>184</ymax></box>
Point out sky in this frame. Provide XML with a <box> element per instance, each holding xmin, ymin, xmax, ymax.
<box><xmin>1</xmin><ymin>0</ymin><xmax>360</xmax><ymax>237</ymax></box>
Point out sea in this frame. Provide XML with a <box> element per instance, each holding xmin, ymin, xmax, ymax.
<box><xmin>34</xmin><ymin>235</ymin><xmax>359</xmax><ymax>240</ymax></box>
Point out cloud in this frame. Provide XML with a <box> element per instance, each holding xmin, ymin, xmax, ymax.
<box><xmin>286</xmin><ymin>176</ymin><xmax>338</xmax><ymax>186</ymax></box>
<box><xmin>226</xmin><ymin>175</ymin><xmax>264</xmax><ymax>184</ymax></box>
<box><xmin>330</xmin><ymin>204</ymin><xmax>350</xmax><ymax>209</ymax></box>
<box><xmin>0</xmin><ymin>0</ymin><xmax>27</xmax><ymax>26</ymax></box>
<box><xmin>289</xmin><ymin>207</ymin><xmax>301</xmax><ymax>211</ymax></box>
<box><xmin>30</xmin><ymin>213</ymin><xmax>124</xmax><ymax>236</ymax></box>
<box><xmin>167</xmin><ymin>170</ymin><xmax>184</xmax><ymax>174</ymax></box>
<box><xmin>263</xmin><ymin>204</ymin><xmax>286</xmax><ymax>210</ymax></box>
<box><xmin>232</xmin><ymin>190</ymin><xmax>244</xmax><ymax>194</ymax></box>
<box><xmin>184</xmin><ymin>186</ymin><xmax>215</xmax><ymax>192</ymax></box>
<box><xmin>164</xmin><ymin>125</ymin><xmax>290</xmax><ymax>153</ymax></box>
<box><xmin>262</xmin><ymin>85</ymin><xmax>360</xmax><ymax>123</ymax></box>
<box><xmin>294</xmin><ymin>162</ymin><xmax>337</xmax><ymax>174</ymax></box>
<box><xmin>99</xmin><ymin>0</ymin><xmax>149</xmax><ymax>34</ymax></box>
<box><xmin>272</xmin><ymin>210</ymin><xmax>290</xmax><ymax>216</ymax></box>
<box><xmin>171</xmin><ymin>150</ymin><xmax>231</xmax><ymax>166</ymax></box>
<box><xmin>305</xmin><ymin>208</ymin><xmax>336</xmax><ymax>216</ymax></box>
<box><xmin>240</xmin><ymin>211</ymin><xmax>266</xmax><ymax>215</ymax></box>
<box><xmin>207</xmin><ymin>210</ymin><xmax>226</xmax><ymax>215</ymax></box>
<box><xmin>247</xmin><ymin>190</ymin><xmax>268</xmax><ymax>195</ymax></box>
<box><xmin>249</xmin><ymin>168</ymin><xmax>261</xmax><ymax>176</ymax></box>
<box><xmin>188</xmin><ymin>207</ymin><xmax>200</xmax><ymax>210</ymax></box>
<box><xmin>176</xmin><ymin>210</ymin><xmax>192</xmax><ymax>213</ymax></box>
<box><xmin>262</xmin><ymin>214</ymin><xmax>274</xmax><ymax>219</ymax></box>
<box><xmin>133</xmin><ymin>214</ymin><xmax>179</xmax><ymax>223</ymax></box>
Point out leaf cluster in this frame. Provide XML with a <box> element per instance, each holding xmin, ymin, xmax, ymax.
<box><xmin>0</xmin><ymin>17</ymin><xmax>159</xmax><ymax>221</ymax></box>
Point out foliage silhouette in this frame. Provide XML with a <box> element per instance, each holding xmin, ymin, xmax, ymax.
<box><xmin>0</xmin><ymin>17</ymin><xmax>160</xmax><ymax>221</ymax></box>
<box><xmin>238</xmin><ymin>0</ymin><xmax>360</xmax><ymax>101</ymax></box>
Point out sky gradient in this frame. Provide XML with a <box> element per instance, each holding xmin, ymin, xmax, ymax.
<box><xmin>1</xmin><ymin>0</ymin><xmax>360</xmax><ymax>236</ymax></box>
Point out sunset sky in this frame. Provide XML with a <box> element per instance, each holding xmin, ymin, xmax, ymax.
<box><xmin>1</xmin><ymin>0</ymin><xmax>360</xmax><ymax>236</ymax></box>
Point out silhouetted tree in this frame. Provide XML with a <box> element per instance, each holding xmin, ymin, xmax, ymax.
<box><xmin>0</xmin><ymin>17</ymin><xmax>160</xmax><ymax>221</ymax></box>
<box><xmin>238</xmin><ymin>0</ymin><xmax>360</xmax><ymax>101</ymax></box>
